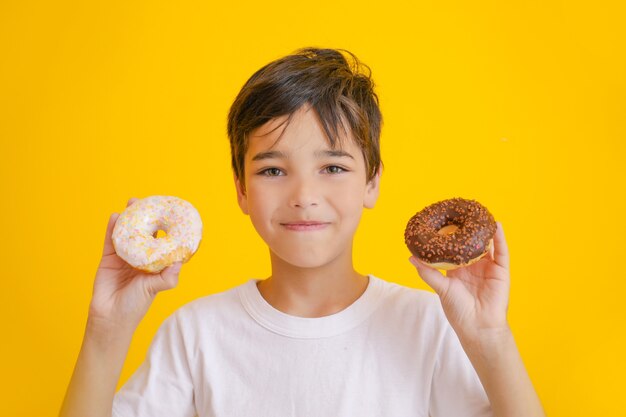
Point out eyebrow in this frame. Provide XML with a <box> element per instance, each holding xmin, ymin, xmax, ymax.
<box><xmin>251</xmin><ymin>149</ymin><xmax>355</xmax><ymax>162</ymax></box>
<box><xmin>317</xmin><ymin>149</ymin><xmax>355</xmax><ymax>160</ymax></box>
<box><xmin>251</xmin><ymin>150</ymin><xmax>286</xmax><ymax>162</ymax></box>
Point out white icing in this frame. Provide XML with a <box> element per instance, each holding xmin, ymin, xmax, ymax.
<box><xmin>112</xmin><ymin>196</ymin><xmax>203</xmax><ymax>268</ymax></box>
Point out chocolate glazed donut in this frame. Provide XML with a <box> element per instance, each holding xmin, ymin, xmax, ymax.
<box><xmin>404</xmin><ymin>198</ymin><xmax>497</xmax><ymax>270</ymax></box>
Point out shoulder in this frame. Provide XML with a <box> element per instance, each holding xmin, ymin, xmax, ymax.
<box><xmin>166</xmin><ymin>280</ymin><xmax>251</xmax><ymax>332</ymax></box>
<box><xmin>371</xmin><ymin>275</ymin><xmax>450</xmax><ymax>335</ymax></box>
<box><xmin>366</xmin><ymin>276</ymin><xmax>455</xmax><ymax>356</ymax></box>
<box><xmin>377</xmin><ymin>277</ymin><xmax>438</xmax><ymax>302</ymax></box>
<box><xmin>375</xmin><ymin>276</ymin><xmax>444</xmax><ymax>318</ymax></box>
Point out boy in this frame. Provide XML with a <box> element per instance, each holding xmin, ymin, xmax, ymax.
<box><xmin>60</xmin><ymin>47</ymin><xmax>545</xmax><ymax>417</ymax></box>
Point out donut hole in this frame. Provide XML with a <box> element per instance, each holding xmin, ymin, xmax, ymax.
<box><xmin>437</xmin><ymin>224</ymin><xmax>459</xmax><ymax>235</ymax></box>
<box><xmin>152</xmin><ymin>229</ymin><xmax>168</xmax><ymax>239</ymax></box>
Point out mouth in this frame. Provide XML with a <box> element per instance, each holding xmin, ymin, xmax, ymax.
<box><xmin>280</xmin><ymin>221</ymin><xmax>331</xmax><ymax>231</ymax></box>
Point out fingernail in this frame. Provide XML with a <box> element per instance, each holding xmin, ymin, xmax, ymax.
<box><xmin>171</xmin><ymin>262</ymin><xmax>182</xmax><ymax>272</ymax></box>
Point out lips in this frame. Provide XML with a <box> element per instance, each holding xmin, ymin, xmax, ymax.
<box><xmin>280</xmin><ymin>221</ymin><xmax>330</xmax><ymax>231</ymax></box>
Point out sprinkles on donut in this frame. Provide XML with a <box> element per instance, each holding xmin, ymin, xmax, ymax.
<box><xmin>404</xmin><ymin>197</ymin><xmax>497</xmax><ymax>270</ymax></box>
<box><xmin>112</xmin><ymin>195</ymin><xmax>203</xmax><ymax>273</ymax></box>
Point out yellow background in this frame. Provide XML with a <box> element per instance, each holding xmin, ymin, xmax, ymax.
<box><xmin>1</xmin><ymin>1</ymin><xmax>625</xmax><ymax>415</ymax></box>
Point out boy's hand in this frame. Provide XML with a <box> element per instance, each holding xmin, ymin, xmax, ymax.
<box><xmin>410</xmin><ymin>221</ymin><xmax>511</xmax><ymax>345</ymax></box>
<box><xmin>88</xmin><ymin>198</ymin><xmax>183</xmax><ymax>334</ymax></box>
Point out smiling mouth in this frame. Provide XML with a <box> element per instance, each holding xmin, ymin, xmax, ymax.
<box><xmin>280</xmin><ymin>222</ymin><xmax>330</xmax><ymax>231</ymax></box>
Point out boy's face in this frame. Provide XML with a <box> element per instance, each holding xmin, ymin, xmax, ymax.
<box><xmin>234</xmin><ymin>104</ymin><xmax>381</xmax><ymax>269</ymax></box>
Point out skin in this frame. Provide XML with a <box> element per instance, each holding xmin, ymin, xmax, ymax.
<box><xmin>236</xmin><ymin>103</ymin><xmax>545</xmax><ymax>416</ymax></box>
<box><xmin>234</xmin><ymin>103</ymin><xmax>381</xmax><ymax>318</ymax></box>
<box><xmin>59</xmin><ymin>198</ymin><xmax>183</xmax><ymax>417</ymax></box>
<box><xmin>410</xmin><ymin>225</ymin><xmax>546</xmax><ymax>416</ymax></box>
<box><xmin>60</xmin><ymin>102</ymin><xmax>544</xmax><ymax>417</ymax></box>
<box><xmin>410</xmin><ymin>229</ymin><xmax>510</xmax><ymax>344</ymax></box>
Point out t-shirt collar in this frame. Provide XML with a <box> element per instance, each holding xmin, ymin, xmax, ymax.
<box><xmin>238</xmin><ymin>274</ymin><xmax>385</xmax><ymax>339</ymax></box>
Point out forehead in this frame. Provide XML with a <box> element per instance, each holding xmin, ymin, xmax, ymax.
<box><xmin>246</xmin><ymin>105</ymin><xmax>357</xmax><ymax>157</ymax></box>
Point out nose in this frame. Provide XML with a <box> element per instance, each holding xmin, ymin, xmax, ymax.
<box><xmin>289</xmin><ymin>176</ymin><xmax>319</xmax><ymax>209</ymax></box>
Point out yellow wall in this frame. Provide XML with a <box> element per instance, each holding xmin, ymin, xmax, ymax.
<box><xmin>1</xmin><ymin>1</ymin><xmax>624</xmax><ymax>415</ymax></box>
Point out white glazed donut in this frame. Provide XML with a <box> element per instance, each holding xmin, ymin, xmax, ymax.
<box><xmin>112</xmin><ymin>196</ymin><xmax>203</xmax><ymax>273</ymax></box>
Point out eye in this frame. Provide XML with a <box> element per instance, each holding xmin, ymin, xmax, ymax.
<box><xmin>324</xmin><ymin>165</ymin><xmax>347</xmax><ymax>174</ymax></box>
<box><xmin>258</xmin><ymin>167</ymin><xmax>284</xmax><ymax>177</ymax></box>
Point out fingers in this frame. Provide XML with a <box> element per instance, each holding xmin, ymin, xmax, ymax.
<box><xmin>102</xmin><ymin>198</ymin><xmax>139</xmax><ymax>257</ymax></box>
<box><xmin>150</xmin><ymin>262</ymin><xmax>183</xmax><ymax>293</ymax></box>
<box><xmin>493</xmin><ymin>221</ymin><xmax>510</xmax><ymax>270</ymax></box>
<box><xmin>102</xmin><ymin>213</ymin><xmax>120</xmax><ymax>257</ymax></box>
<box><xmin>409</xmin><ymin>256</ymin><xmax>448</xmax><ymax>295</ymax></box>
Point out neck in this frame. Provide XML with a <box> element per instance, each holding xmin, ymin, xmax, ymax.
<box><xmin>257</xmin><ymin>247</ymin><xmax>369</xmax><ymax>318</ymax></box>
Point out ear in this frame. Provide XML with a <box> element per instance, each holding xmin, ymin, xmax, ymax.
<box><xmin>363</xmin><ymin>164</ymin><xmax>382</xmax><ymax>209</ymax></box>
<box><xmin>234</xmin><ymin>173</ymin><xmax>249</xmax><ymax>215</ymax></box>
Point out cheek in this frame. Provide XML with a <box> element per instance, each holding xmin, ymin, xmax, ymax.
<box><xmin>334</xmin><ymin>185</ymin><xmax>366</xmax><ymax>216</ymax></box>
<box><xmin>246</xmin><ymin>189</ymin><xmax>275</xmax><ymax>225</ymax></box>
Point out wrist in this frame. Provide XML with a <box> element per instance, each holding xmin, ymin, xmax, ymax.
<box><xmin>460</xmin><ymin>324</ymin><xmax>515</xmax><ymax>359</ymax></box>
<box><xmin>85</xmin><ymin>315</ymin><xmax>136</xmax><ymax>347</ymax></box>
<box><xmin>458</xmin><ymin>325</ymin><xmax>546</xmax><ymax>417</ymax></box>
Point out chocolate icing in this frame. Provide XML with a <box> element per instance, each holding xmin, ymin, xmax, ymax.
<box><xmin>404</xmin><ymin>197</ymin><xmax>497</xmax><ymax>265</ymax></box>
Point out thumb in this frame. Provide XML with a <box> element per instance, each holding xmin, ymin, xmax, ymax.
<box><xmin>151</xmin><ymin>262</ymin><xmax>183</xmax><ymax>293</ymax></box>
<box><xmin>409</xmin><ymin>257</ymin><xmax>448</xmax><ymax>295</ymax></box>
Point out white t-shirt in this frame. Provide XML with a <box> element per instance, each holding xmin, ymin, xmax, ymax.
<box><xmin>113</xmin><ymin>275</ymin><xmax>493</xmax><ymax>417</ymax></box>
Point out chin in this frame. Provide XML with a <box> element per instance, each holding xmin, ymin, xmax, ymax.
<box><xmin>270</xmin><ymin>248</ymin><xmax>335</xmax><ymax>270</ymax></box>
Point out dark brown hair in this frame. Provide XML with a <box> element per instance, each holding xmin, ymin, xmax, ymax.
<box><xmin>227</xmin><ymin>47</ymin><xmax>383</xmax><ymax>190</ymax></box>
